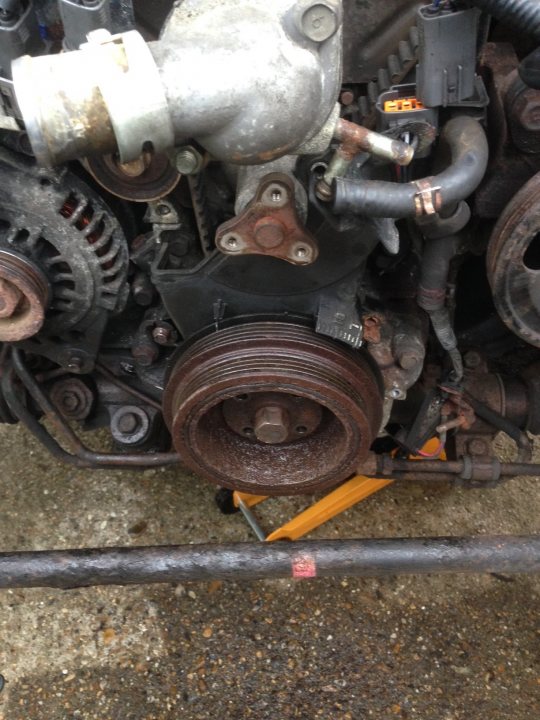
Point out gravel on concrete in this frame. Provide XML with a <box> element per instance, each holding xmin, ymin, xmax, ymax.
<box><xmin>0</xmin><ymin>425</ymin><xmax>538</xmax><ymax>719</ymax></box>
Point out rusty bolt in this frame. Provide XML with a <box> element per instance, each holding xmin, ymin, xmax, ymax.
<box><xmin>254</xmin><ymin>217</ymin><xmax>286</xmax><ymax>249</ymax></box>
<box><xmin>254</xmin><ymin>405</ymin><xmax>290</xmax><ymax>445</ymax></box>
<box><xmin>0</xmin><ymin>278</ymin><xmax>22</xmax><ymax>319</ymax></box>
<box><xmin>363</xmin><ymin>315</ymin><xmax>382</xmax><ymax>344</ymax></box>
<box><xmin>152</xmin><ymin>326</ymin><xmax>172</xmax><ymax>345</ymax></box>
<box><xmin>340</xmin><ymin>90</ymin><xmax>354</xmax><ymax>106</ymax></box>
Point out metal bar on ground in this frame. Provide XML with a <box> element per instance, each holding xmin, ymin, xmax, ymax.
<box><xmin>0</xmin><ymin>536</ymin><xmax>538</xmax><ymax>589</ymax></box>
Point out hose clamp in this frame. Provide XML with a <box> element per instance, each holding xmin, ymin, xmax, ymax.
<box><xmin>414</xmin><ymin>179</ymin><xmax>442</xmax><ymax>216</ymax></box>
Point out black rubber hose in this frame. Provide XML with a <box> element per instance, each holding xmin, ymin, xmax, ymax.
<box><xmin>333</xmin><ymin>117</ymin><xmax>489</xmax><ymax>219</ymax></box>
<box><xmin>418</xmin><ymin>236</ymin><xmax>459</xmax><ymax>307</ymax></box>
<box><xmin>417</xmin><ymin>236</ymin><xmax>463</xmax><ymax>381</ymax></box>
<box><xmin>469</xmin><ymin>0</ymin><xmax>540</xmax><ymax>42</ymax></box>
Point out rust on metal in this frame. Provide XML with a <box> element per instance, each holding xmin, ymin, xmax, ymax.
<box><xmin>487</xmin><ymin>171</ymin><xmax>540</xmax><ymax>348</ymax></box>
<box><xmin>475</xmin><ymin>43</ymin><xmax>540</xmax><ymax>218</ymax></box>
<box><xmin>414</xmin><ymin>178</ymin><xmax>442</xmax><ymax>216</ymax></box>
<box><xmin>163</xmin><ymin>322</ymin><xmax>383</xmax><ymax>496</ymax></box>
<box><xmin>49</xmin><ymin>378</ymin><xmax>95</xmax><ymax>421</ymax></box>
<box><xmin>0</xmin><ymin>536</ymin><xmax>538</xmax><ymax>590</ymax></box>
<box><xmin>216</xmin><ymin>173</ymin><xmax>319</xmax><ymax>266</ymax></box>
<box><xmin>362</xmin><ymin>314</ymin><xmax>382</xmax><ymax>344</ymax></box>
<box><xmin>85</xmin><ymin>152</ymin><xmax>180</xmax><ymax>202</ymax></box>
<box><xmin>0</xmin><ymin>249</ymin><xmax>49</xmax><ymax>341</ymax></box>
<box><xmin>333</xmin><ymin>118</ymin><xmax>414</xmax><ymax>166</ymax></box>
<box><xmin>7</xmin><ymin>350</ymin><xmax>180</xmax><ymax>469</ymax></box>
<box><xmin>222</xmin><ymin>392</ymin><xmax>323</xmax><ymax>445</ymax></box>
<box><xmin>316</xmin><ymin>118</ymin><xmax>415</xmax><ymax>201</ymax></box>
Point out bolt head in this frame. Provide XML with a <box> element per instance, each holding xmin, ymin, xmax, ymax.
<box><xmin>175</xmin><ymin>146</ymin><xmax>203</xmax><ymax>175</ymax></box>
<box><xmin>220</xmin><ymin>234</ymin><xmax>243</xmax><ymax>253</ymax></box>
<box><xmin>152</xmin><ymin>326</ymin><xmax>172</xmax><ymax>345</ymax></box>
<box><xmin>254</xmin><ymin>405</ymin><xmax>290</xmax><ymax>444</ymax></box>
<box><xmin>300</xmin><ymin>2</ymin><xmax>339</xmax><ymax>43</ymax></box>
<box><xmin>387</xmin><ymin>387</ymin><xmax>404</xmax><ymax>400</ymax></box>
<box><xmin>293</xmin><ymin>245</ymin><xmax>309</xmax><ymax>260</ymax></box>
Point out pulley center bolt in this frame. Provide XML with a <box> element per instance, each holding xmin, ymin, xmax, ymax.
<box><xmin>117</xmin><ymin>153</ymin><xmax>151</xmax><ymax>178</ymax></box>
<box><xmin>0</xmin><ymin>278</ymin><xmax>22</xmax><ymax>318</ymax></box>
<box><xmin>254</xmin><ymin>217</ymin><xmax>285</xmax><ymax>249</ymax></box>
<box><xmin>62</xmin><ymin>391</ymin><xmax>80</xmax><ymax>413</ymax></box>
<box><xmin>254</xmin><ymin>405</ymin><xmax>290</xmax><ymax>444</ymax></box>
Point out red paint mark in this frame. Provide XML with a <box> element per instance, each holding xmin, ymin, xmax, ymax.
<box><xmin>291</xmin><ymin>553</ymin><xmax>317</xmax><ymax>579</ymax></box>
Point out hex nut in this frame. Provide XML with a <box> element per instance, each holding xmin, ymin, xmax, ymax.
<box><xmin>175</xmin><ymin>146</ymin><xmax>204</xmax><ymax>175</ymax></box>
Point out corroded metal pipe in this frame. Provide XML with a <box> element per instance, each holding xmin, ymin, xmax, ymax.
<box><xmin>333</xmin><ymin>116</ymin><xmax>489</xmax><ymax>217</ymax></box>
<box><xmin>316</xmin><ymin>118</ymin><xmax>414</xmax><ymax>200</ymax></box>
<box><xmin>0</xmin><ymin>536</ymin><xmax>538</xmax><ymax>589</ymax></box>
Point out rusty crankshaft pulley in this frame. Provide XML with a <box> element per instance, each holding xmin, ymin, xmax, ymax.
<box><xmin>487</xmin><ymin>172</ymin><xmax>540</xmax><ymax>347</ymax></box>
<box><xmin>0</xmin><ymin>249</ymin><xmax>49</xmax><ymax>341</ymax></box>
<box><xmin>163</xmin><ymin>323</ymin><xmax>383</xmax><ymax>495</ymax></box>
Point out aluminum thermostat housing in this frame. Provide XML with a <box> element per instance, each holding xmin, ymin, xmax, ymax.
<box><xmin>12</xmin><ymin>0</ymin><xmax>343</xmax><ymax>166</ymax></box>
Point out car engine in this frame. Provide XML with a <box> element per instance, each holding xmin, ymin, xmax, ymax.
<box><xmin>1</xmin><ymin>0</ymin><xmax>540</xmax><ymax>498</ymax></box>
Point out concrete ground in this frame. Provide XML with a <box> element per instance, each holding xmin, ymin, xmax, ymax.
<box><xmin>0</xmin><ymin>424</ymin><xmax>538</xmax><ymax>719</ymax></box>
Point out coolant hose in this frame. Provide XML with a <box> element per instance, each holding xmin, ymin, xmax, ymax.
<box><xmin>418</xmin><ymin>236</ymin><xmax>463</xmax><ymax>381</ymax></box>
<box><xmin>333</xmin><ymin>117</ymin><xmax>489</xmax><ymax>219</ymax></box>
<box><xmin>469</xmin><ymin>0</ymin><xmax>540</xmax><ymax>42</ymax></box>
